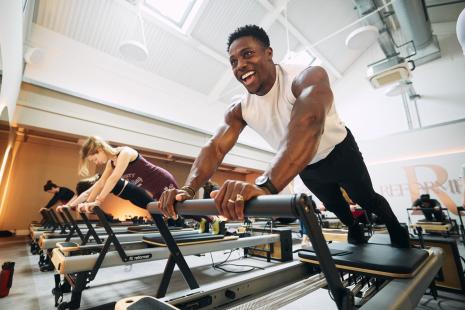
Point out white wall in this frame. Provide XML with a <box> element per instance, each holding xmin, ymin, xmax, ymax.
<box><xmin>367</xmin><ymin>151</ymin><xmax>464</xmax><ymax>223</ymax></box>
<box><xmin>0</xmin><ymin>0</ymin><xmax>23</xmax><ymax>124</ymax></box>
<box><xmin>360</xmin><ymin>120</ymin><xmax>465</xmax><ymax>222</ymax></box>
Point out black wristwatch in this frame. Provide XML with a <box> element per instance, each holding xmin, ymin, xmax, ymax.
<box><xmin>255</xmin><ymin>175</ymin><xmax>279</xmax><ymax>194</ymax></box>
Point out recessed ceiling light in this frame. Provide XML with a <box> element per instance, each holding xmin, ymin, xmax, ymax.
<box><xmin>345</xmin><ymin>25</ymin><xmax>379</xmax><ymax>50</ymax></box>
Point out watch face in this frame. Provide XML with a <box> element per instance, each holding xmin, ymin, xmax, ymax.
<box><xmin>255</xmin><ymin>175</ymin><xmax>267</xmax><ymax>186</ymax></box>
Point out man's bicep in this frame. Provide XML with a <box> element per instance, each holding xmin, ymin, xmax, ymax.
<box><xmin>210</xmin><ymin>122</ymin><xmax>242</xmax><ymax>155</ymax></box>
<box><xmin>211</xmin><ymin>103</ymin><xmax>246</xmax><ymax>154</ymax></box>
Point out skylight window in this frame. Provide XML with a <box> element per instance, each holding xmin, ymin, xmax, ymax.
<box><xmin>144</xmin><ymin>0</ymin><xmax>196</xmax><ymax>27</ymax></box>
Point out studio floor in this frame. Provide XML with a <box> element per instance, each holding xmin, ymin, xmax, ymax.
<box><xmin>1</xmin><ymin>234</ymin><xmax>465</xmax><ymax>310</ymax></box>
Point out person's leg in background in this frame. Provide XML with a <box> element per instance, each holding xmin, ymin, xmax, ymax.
<box><xmin>298</xmin><ymin>174</ymin><xmax>366</xmax><ymax>244</ymax></box>
<box><xmin>300</xmin><ymin>219</ymin><xmax>310</xmax><ymax>246</ymax></box>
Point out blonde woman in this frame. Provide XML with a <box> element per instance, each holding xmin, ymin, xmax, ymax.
<box><xmin>78</xmin><ymin>137</ymin><xmax>222</xmax><ymax>232</ymax></box>
<box><xmin>78</xmin><ymin>136</ymin><xmax>178</xmax><ymax>210</ymax></box>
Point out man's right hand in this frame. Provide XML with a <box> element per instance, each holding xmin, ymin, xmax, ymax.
<box><xmin>158</xmin><ymin>188</ymin><xmax>193</xmax><ymax>218</ymax></box>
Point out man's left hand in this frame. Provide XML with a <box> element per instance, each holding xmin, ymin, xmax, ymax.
<box><xmin>210</xmin><ymin>180</ymin><xmax>269</xmax><ymax>220</ymax></box>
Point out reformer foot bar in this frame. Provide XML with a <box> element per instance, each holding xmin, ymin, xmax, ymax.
<box><xmin>145</xmin><ymin>194</ymin><xmax>353</xmax><ymax>309</ymax></box>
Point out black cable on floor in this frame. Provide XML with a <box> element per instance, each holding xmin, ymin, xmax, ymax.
<box><xmin>209</xmin><ymin>250</ymin><xmax>264</xmax><ymax>274</ymax></box>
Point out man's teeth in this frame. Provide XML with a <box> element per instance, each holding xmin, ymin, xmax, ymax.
<box><xmin>241</xmin><ymin>71</ymin><xmax>255</xmax><ymax>80</ymax></box>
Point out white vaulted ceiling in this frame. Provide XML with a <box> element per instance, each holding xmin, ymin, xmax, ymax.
<box><xmin>31</xmin><ymin>0</ymin><xmax>363</xmax><ymax>103</ymax></box>
<box><xmin>24</xmin><ymin>0</ymin><xmax>465</xmax><ymax>146</ymax></box>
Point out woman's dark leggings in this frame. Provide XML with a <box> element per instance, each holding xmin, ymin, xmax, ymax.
<box><xmin>111</xmin><ymin>179</ymin><xmax>154</xmax><ymax>208</ymax></box>
<box><xmin>111</xmin><ymin>179</ymin><xmax>211</xmax><ymax>224</ymax></box>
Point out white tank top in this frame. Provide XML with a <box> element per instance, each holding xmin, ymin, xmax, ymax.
<box><xmin>239</xmin><ymin>64</ymin><xmax>347</xmax><ymax>165</ymax></box>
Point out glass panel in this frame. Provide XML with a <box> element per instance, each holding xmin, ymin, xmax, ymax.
<box><xmin>144</xmin><ymin>0</ymin><xmax>196</xmax><ymax>26</ymax></box>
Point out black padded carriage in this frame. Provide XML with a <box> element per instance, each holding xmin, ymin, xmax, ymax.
<box><xmin>299</xmin><ymin>243</ymin><xmax>429</xmax><ymax>278</ymax></box>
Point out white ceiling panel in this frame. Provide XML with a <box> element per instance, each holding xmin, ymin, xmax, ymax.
<box><xmin>287</xmin><ymin>0</ymin><xmax>359</xmax><ymax>43</ymax></box>
<box><xmin>191</xmin><ymin>0</ymin><xmax>268</xmax><ymax>55</ymax></box>
<box><xmin>141</xmin><ymin>22</ymin><xmax>227</xmax><ymax>94</ymax></box>
<box><xmin>34</xmin><ymin>0</ymin><xmax>227</xmax><ymax>95</ymax></box>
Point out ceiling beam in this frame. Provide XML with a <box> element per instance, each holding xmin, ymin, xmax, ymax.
<box><xmin>182</xmin><ymin>0</ymin><xmax>210</xmax><ymax>36</ymax></box>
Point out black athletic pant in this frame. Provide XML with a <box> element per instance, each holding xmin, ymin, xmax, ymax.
<box><xmin>299</xmin><ymin>128</ymin><xmax>402</xmax><ymax>233</ymax></box>
<box><xmin>421</xmin><ymin>208</ymin><xmax>446</xmax><ymax>222</ymax></box>
<box><xmin>111</xmin><ymin>180</ymin><xmax>207</xmax><ymax>225</ymax></box>
<box><xmin>111</xmin><ymin>179</ymin><xmax>154</xmax><ymax>208</ymax></box>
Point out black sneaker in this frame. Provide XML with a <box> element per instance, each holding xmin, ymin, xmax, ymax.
<box><xmin>390</xmin><ymin>226</ymin><xmax>410</xmax><ymax>248</ymax></box>
<box><xmin>348</xmin><ymin>223</ymin><xmax>367</xmax><ymax>245</ymax></box>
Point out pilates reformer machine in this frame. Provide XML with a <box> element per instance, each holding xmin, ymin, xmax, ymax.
<box><xmin>30</xmin><ymin>207</ymin><xmax>132</xmax><ymax>253</ymax></box>
<box><xmin>29</xmin><ymin>208</ymin><xmax>105</xmax><ymax>255</ymax></box>
<box><xmin>50</xmin><ymin>201</ymin><xmax>289</xmax><ymax>309</ymax></box>
<box><xmin>112</xmin><ymin>194</ymin><xmax>443</xmax><ymax>310</ymax></box>
<box><xmin>32</xmin><ymin>206</ymin><xmax>138</xmax><ymax>259</ymax></box>
<box><xmin>37</xmin><ymin>205</ymin><xmax>182</xmax><ymax>272</ymax></box>
<box><xmin>407</xmin><ymin>207</ymin><xmax>457</xmax><ymax>237</ymax></box>
<box><xmin>30</xmin><ymin>208</ymin><xmax>80</xmax><ymax>253</ymax></box>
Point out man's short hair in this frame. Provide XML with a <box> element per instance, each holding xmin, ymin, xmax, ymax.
<box><xmin>420</xmin><ymin>194</ymin><xmax>430</xmax><ymax>202</ymax></box>
<box><xmin>227</xmin><ymin>24</ymin><xmax>270</xmax><ymax>52</ymax></box>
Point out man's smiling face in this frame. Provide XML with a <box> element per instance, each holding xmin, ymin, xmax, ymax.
<box><xmin>229</xmin><ymin>36</ymin><xmax>275</xmax><ymax>96</ymax></box>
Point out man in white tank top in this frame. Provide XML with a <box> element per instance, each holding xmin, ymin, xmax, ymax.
<box><xmin>159</xmin><ymin>25</ymin><xmax>409</xmax><ymax>248</ymax></box>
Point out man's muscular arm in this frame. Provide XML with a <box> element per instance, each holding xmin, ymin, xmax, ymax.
<box><xmin>186</xmin><ymin>102</ymin><xmax>247</xmax><ymax>192</ymax></box>
<box><xmin>265</xmin><ymin>66</ymin><xmax>334</xmax><ymax>191</ymax></box>
<box><xmin>158</xmin><ymin>102</ymin><xmax>246</xmax><ymax>218</ymax></box>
